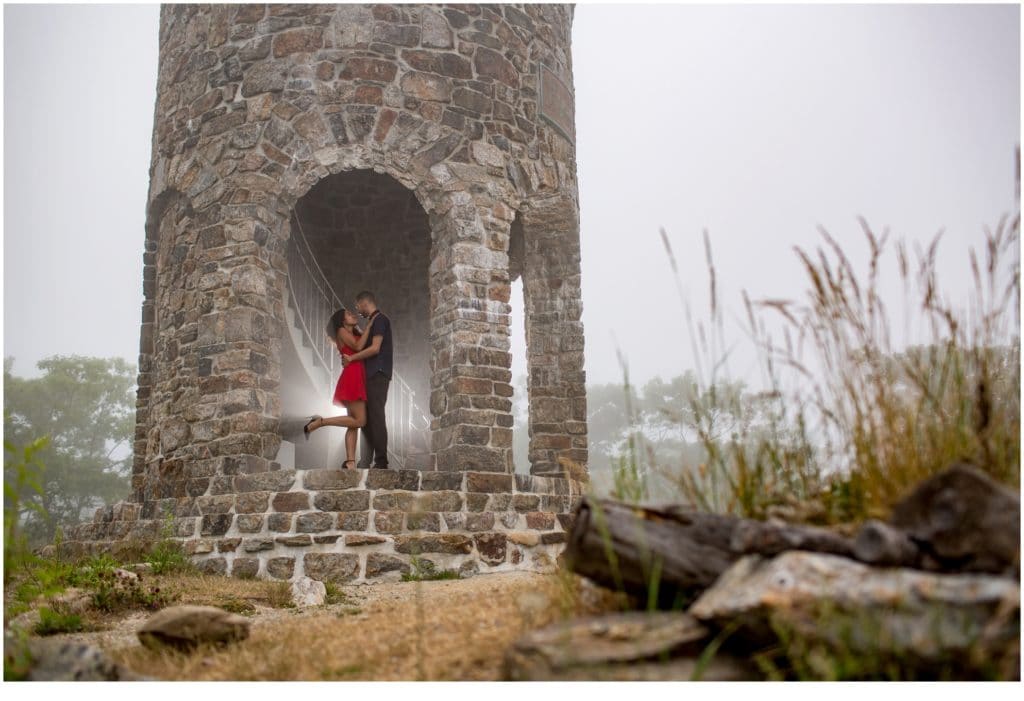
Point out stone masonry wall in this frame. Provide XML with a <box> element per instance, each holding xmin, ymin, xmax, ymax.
<box><xmin>66</xmin><ymin>468</ymin><xmax>583</xmax><ymax>583</ymax></box>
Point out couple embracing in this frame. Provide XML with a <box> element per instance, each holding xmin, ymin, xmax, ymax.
<box><xmin>303</xmin><ymin>290</ymin><xmax>393</xmax><ymax>470</ymax></box>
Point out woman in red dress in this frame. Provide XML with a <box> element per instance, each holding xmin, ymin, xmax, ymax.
<box><xmin>303</xmin><ymin>308</ymin><xmax>370</xmax><ymax>469</ymax></box>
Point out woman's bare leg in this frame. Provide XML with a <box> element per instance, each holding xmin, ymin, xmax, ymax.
<box><xmin>341</xmin><ymin>401</ymin><xmax>360</xmax><ymax>463</ymax></box>
<box><xmin>335</xmin><ymin>401</ymin><xmax>366</xmax><ymax>467</ymax></box>
<box><xmin>346</xmin><ymin>401</ymin><xmax>367</xmax><ymax>428</ymax></box>
<box><xmin>309</xmin><ymin>411</ymin><xmax>362</xmax><ymax>431</ymax></box>
<box><xmin>345</xmin><ymin>426</ymin><xmax>358</xmax><ymax>465</ymax></box>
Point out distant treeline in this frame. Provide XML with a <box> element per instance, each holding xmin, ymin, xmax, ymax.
<box><xmin>4</xmin><ymin>356</ymin><xmax>136</xmax><ymax>546</ymax></box>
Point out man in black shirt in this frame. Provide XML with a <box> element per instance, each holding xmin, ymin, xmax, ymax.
<box><xmin>344</xmin><ymin>290</ymin><xmax>392</xmax><ymax>469</ymax></box>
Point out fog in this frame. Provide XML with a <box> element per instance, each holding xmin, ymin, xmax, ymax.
<box><xmin>4</xmin><ymin>2</ymin><xmax>1019</xmax><ymax>396</ymax></box>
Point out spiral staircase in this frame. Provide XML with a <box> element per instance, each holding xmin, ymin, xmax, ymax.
<box><xmin>275</xmin><ymin>215</ymin><xmax>431</xmax><ymax>471</ymax></box>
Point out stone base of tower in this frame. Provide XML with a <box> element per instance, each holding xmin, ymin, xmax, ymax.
<box><xmin>61</xmin><ymin>468</ymin><xmax>585</xmax><ymax>583</ymax></box>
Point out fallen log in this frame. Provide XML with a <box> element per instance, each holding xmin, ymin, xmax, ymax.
<box><xmin>564</xmin><ymin>464</ymin><xmax>1020</xmax><ymax>607</ymax></box>
<box><xmin>730</xmin><ymin>518</ymin><xmax>857</xmax><ymax>558</ymax></box>
<box><xmin>561</xmin><ymin>498</ymin><xmax>861</xmax><ymax>606</ymax></box>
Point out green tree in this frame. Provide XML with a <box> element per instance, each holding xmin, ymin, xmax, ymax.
<box><xmin>3</xmin><ymin>356</ymin><xmax>136</xmax><ymax>544</ymax></box>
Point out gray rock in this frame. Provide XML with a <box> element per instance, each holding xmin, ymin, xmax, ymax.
<box><xmin>302</xmin><ymin>552</ymin><xmax>359</xmax><ymax>583</ymax></box>
<box><xmin>290</xmin><ymin>576</ymin><xmax>327</xmax><ymax>607</ymax></box>
<box><xmin>138</xmin><ymin>605</ymin><xmax>251</xmax><ymax>651</ymax></box>
<box><xmin>49</xmin><ymin>587</ymin><xmax>92</xmax><ymax>615</ymax></box>
<box><xmin>690</xmin><ymin>551</ymin><xmax>1020</xmax><ymax>671</ymax></box>
<box><xmin>889</xmin><ymin>462</ymin><xmax>1021</xmax><ymax>575</ymax></box>
<box><xmin>504</xmin><ymin>611</ymin><xmax>754</xmax><ymax>681</ymax></box>
<box><xmin>20</xmin><ymin>637</ymin><xmax>146</xmax><ymax>681</ymax></box>
<box><xmin>113</xmin><ymin>567</ymin><xmax>140</xmax><ymax>583</ymax></box>
<box><xmin>8</xmin><ymin>609</ymin><xmax>41</xmax><ymax>633</ymax></box>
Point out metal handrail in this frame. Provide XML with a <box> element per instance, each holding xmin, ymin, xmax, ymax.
<box><xmin>285</xmin><ymin>208</ymin><xmax>431</xmax><ymax>469</ymax></box>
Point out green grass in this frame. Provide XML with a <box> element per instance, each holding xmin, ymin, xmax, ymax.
<box><xmin>323</xmin><ymin>581</ymin><xmax>348</xmax><ymax>605</ymax></box>
<box><xmin>401</xmin><ymin>569</ymin><xmax>461</xmax><ymax>582</ymax></box>
<box><xmin>145</xmin><ymin>539</ymin><xmax>193</xmax><ymax>575</ymax></box>
<box><xmin>3</xmin><ymin>627</ymin><xmax>33</xmax><ymax>680</ymax></box>
<box><xmin>218</xmin><ymin>598</ymin><xmax>257</xmax><ymax>616</ymax></box>
<box><xmin>143</xmin><ymin>511</ymin><xmax>195</xmax><ymax>575</ymax></box>
<box><xmin>33</xmin><ymin>606</ymin><xmax>84</xmax><ymax>636</ymax></box>
<box><xmin>400</xmin><ymin>555</ymin><xmax>460</xmax><ymax>582</ymax></box>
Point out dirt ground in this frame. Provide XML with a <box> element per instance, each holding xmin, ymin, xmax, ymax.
<box><xmin>42</xmin><ymin>570</ymin><xmax>624</xmax><ymax>681</ymax></box>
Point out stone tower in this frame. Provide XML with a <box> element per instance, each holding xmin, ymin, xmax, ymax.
<box><xmin>65</xmin><ymin>4</ymin><xmax>588</xmax><ymax>580</ymax></box>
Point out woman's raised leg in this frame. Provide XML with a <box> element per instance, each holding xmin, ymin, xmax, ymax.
<box><xmin>309</xmin><ymin>411</ymin><xmax>362</xmax><ymax>431</ymax></box>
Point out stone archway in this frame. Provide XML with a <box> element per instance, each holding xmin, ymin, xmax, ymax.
<box><xmin>280</xmin><ymin>169</ymin><xmax>433</xmax><ymax>471</ymax></box>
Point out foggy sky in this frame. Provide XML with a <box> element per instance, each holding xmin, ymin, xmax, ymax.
<box><xmin>3</xmin><ymin>3</ymin><xmax>1020</xmax><ymax>391</ymax></box>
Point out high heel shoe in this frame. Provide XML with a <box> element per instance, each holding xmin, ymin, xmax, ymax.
<box><xmin>303</xmin><ymin>415</ymin><xmax>321</xmax><ymax>441</ymax></box>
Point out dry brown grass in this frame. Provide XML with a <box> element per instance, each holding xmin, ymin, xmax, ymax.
<box><xmin>655</xmin><ymin>216</ymin><xmax>1020</xmax><ymax>524</ymax></box>
<box><xmin>163</xmin><ymin>572</ymin><xmax>298</xmax><ymax>610</ymax></box>
<box><xmin>105</xmin><ymin>570</ymin><xmax>623</xmax><ymax>681</ymax></box>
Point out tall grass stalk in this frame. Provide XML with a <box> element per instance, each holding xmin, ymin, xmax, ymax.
<box><xmin>659</xmin><ymin>211</ymin><xmax>1019</xmax><ymax>524</ymax></box>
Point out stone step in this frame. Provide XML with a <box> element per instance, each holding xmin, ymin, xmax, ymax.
<box><xmin>195</xmin><ymin>466</ymin><xmax>583</xmax><ymax>496</ymax></box>
<box><xmin>198</xmin><ymin>503</ymin><xmax>572</xmax><ymax>535</ymax></box>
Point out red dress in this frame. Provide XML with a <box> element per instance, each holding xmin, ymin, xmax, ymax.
<box><xmin>333</xmin><ymin>334</ymin><xmax>367</xmax><ymax>405</ymax></box>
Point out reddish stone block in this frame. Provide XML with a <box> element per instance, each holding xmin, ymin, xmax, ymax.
<box><xmin>272</xmin><ymin>491</ymin><xmax>310</xmax><ymax>512</ymax></box>
<box><xmin>525</xmin><ymin>512</ymin><xmax>556</xmax><ymax>530</ymax></box>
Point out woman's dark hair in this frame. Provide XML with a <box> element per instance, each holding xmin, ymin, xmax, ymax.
<box><xmin>326</xmin><ymin>308</ymin><xmax>347</xmax><ymax>337</ymax></box>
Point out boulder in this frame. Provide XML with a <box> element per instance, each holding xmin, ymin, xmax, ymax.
<box><xmin>129</xmin><ymin>562</ymin><xmax>154</xmax><ymax>576</ymax></box>
<box><xmin>49</xmin><ymin>587</ymin><xmax>92</xmax><ymax>615</ymax></box>
<box><xmin>290</xmin><ymin>576</ymin><xmax>327</xmax><ymax>607</ymax></box>
<box><xmin>113</xmin><ymin>568</ymin><xmax>140</xmax><ymax>587</ymax></box>
<box><xmin>137</xmin><ymin>605</ymin><xmax>251</xmax><ymax>651</ymax></box>
<box><xmin>15</xmin><ymin>636</ymin><xmax>146</xmax><ymax>681</ymax></box>
<box><xmin>690</xmin><ymin>551</ymin><xmax>1020</xmax><ymax>675</ymax></box>
<box><xmin>888</xmin><ymin>462</ymin><xmax>1020</xmax><ymax>575</ymax></box>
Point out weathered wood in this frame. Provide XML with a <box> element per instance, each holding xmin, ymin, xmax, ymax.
<box><xmin>561</xmin><ymin>498</ymin><xmax>739</xmax><ymax>606</ymax></box>
<box><xmin>730</xmin><ymin>518</ymin><xmax>857</xmax><ymax>559</ymax></box>
<box><xmin>690</xmin><ymin>551</ymin><xmax>1021</xmax><ymax>679</ymax></box>
<box><xmin>853</xmin><ymin>519</ymin><xmax>924</xmax><ymax>567</ymax></box>
<box><xmin>562</xmin><ymin>497</ymin><xmax>861</xmax><ymax>605</ymax></box>
<box><xmin>889</xmin><ymin>463</ymin><xmax>1020</xmax><ymax>575</ymax></box>
<box><xmin>503</xmin><ymin>611</ymin><xmax>755</xmax><ymax>681</ymax></box>
<box><xmin>565</xmin><ymin>464</ymin><xmax>1020</xmax><ymax>608</ymax></box>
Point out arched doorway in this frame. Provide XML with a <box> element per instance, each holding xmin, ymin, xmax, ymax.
<box><xmin>278</xmin><ymin>170</ymin><xmax>432</xmax><ymax>470</ymax></box>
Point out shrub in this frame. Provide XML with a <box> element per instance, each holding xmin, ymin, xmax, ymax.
<box><xmin>3</xmin><ymin>434</ymin><xmax>49</xmax><ymax>585</ymax></box>
<box><xmin>90</xmin><ymin>568</ymin><xmax>174</xmax><ymax>613</ymax></box>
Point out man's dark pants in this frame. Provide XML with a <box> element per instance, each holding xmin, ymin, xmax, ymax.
<box><xmin>358</xmin><ymin>372</ymin><xmax>390</xmax><ymax>468</ymax></box>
